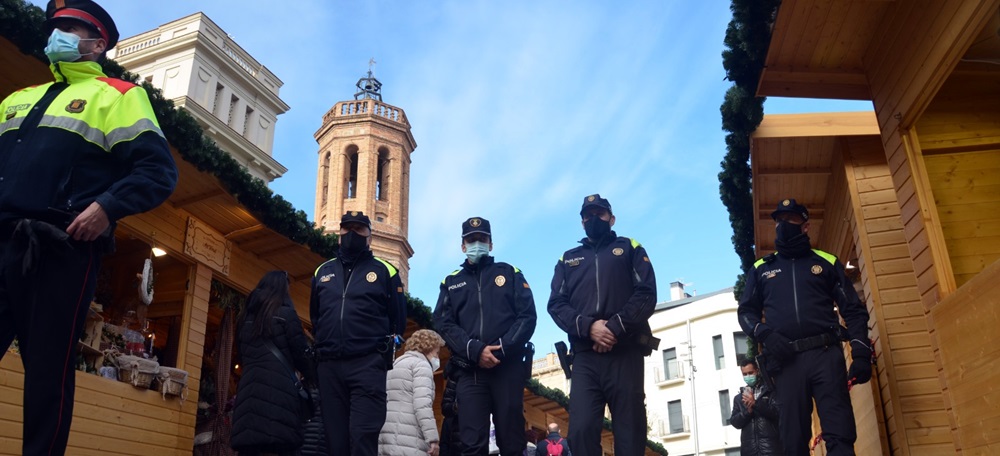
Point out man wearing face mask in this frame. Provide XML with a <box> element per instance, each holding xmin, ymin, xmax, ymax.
<box><xmin>737</xmin><ymin>199</ymin><xmax>872</xmax><ymax>456</ymax></box>
<box><xmin>0</xmin><ymin>1</ymin><xmax>177</xmax><ymax>454</ymax></box>
<box><xmin>433</xmin><ymin>217</ymin><xmax>536</xmax><ymax>456</ymax></box>
<box><xmin>548</xmin><ymin>194</ymin><xmax>657</xmax><ymax>456</ymax></box>
<box><xmin>311</xmin><ymin>211</ymin><xmax>407</xmax><ymax>456</ymax></box>
<box><xmin>730</xmin><ymin>359</ymin><xmax>782</xmax><ymax>455</ymax></box>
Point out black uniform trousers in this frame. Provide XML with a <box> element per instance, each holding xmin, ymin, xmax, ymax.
<box><xmin>456</xmin><ymin>358</ymin><xmax>527</xmax><ymax>456</ymax></box>
<box><xmin>568</xmin><ymin>347</ymin><xmax>646</xmax><ymax>456</ymax></box>
<box><xmin>0</xmin><ymin>234</ymin><xmax>100</xmax><ymax>455</ymax></box>
<box><xmin>773</xmin><ymin>345</ymin><xmax>856</xmax><ymax>456</ymax></box>
<box><xmin>317</xmin><ymin>353</ymin><xmax>387</xmax><ymax>456</ymax></box>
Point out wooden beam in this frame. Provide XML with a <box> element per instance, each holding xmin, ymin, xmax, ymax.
<box><xmin>171</xmin><ymin>188</ymin><xmax>227</xmax><ymax>208</ymax></box>
<box><xmin>225</xmin><ymin>224</ymin><xmax>266</xmax><ymax>240</ymax></box>
<box><xmin>756</xmin><ymin>167</ymin><xmax>833</xmax><ymax>176</ymax></box>
<box><xmin>758</xmin><ymin>68</ymin><xmax>872</xmax><ymax>99</ymax></box>
<box><xmin>753</xmin><ymin>112</ymin><xmax>881</xmax><ymax>139</ymax></box>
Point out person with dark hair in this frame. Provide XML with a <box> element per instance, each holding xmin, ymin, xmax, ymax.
<box><xmin>231</xmin><ymin>270</ymin><xmax>314</xmax><ymax>456</ymax></box>
<box><xmin>311</xmin><ymin>211</ymin><xmax>407</xmax><ymax>456</ymax></box>
<box><xmin>738</xmin><ymin>198</ymin><xmax>872</xmax><ymax>455</ymax></box>
<box><xmin>548</xmin><ymin>194</ymin><xmax>657</xmax><ymax>456</ymax></box>
<box><xmin>0</xmin><ymin>1</ymin><xmax>177</xmax><ymax>453</ymax></box>
<box><xmin>434</xmin><ymin>216</ymin><xmax>537</xmax><ymax>456</ymax></box>
<box><xmin>730</xmin><ymin>358</ymin><xmax>781</xmax><ymax>455</ymax></box>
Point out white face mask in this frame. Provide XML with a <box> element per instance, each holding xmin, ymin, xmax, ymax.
<box><xmin>464</xmin><ymin>241</ymin><xmax>489</xmax><ymax>264</ymax></box>
<box><xmin>429</xmin><ymin>356</ymin><xmax>441</xmax><ymax>372</ymax></box>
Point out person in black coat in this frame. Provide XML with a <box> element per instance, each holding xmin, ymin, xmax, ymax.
<box><xmin>231</xmin><ymin>270</ymin><xmax>314</xmax><ymax>456</ymax></box>
<box><xmin>730</xmin><ymin>359</ymin><xmax>782</xmax><ymax>456</ymax></box>
<box><xmin>438</xmin><ymin>360</ymin><xmax>463</xmax><ymax>456</ymax></box>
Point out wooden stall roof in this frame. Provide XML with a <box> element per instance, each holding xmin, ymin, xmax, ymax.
<box><xmin>757</xmin><ymin>0</ymin><xmax>1000</xmax><ymax>100</ymax></box>
<box><xmin>751</xmin><ymin>111</ymin><xmax>880</xmax><ymax>254</ymax></box>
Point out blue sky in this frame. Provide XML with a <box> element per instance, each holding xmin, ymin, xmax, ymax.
<box><xmin>33</xmin><ymin>1</ymin><xmax>871</xmax><ymax>355</ymax></box>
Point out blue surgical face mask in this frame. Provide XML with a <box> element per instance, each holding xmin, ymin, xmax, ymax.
<box><xmin>743</xmin><ymin>374</ymin><xmax>757</xmax><ymax>386</ymax></box>
<box><xmin>44</xmin><ymin>29</ymin><xmax>97</xmax><ymax>63</ymax></box>
<box><xmin>464</xmin><ymin>241</ymin><xmax>490</xmax><ymax>264</ymax></box>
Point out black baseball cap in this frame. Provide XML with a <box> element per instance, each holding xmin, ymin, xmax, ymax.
<box><xmin>341</xmin><ymin>211</ymin><xmax>371</xmax><ymax>229</ymax></box>
<box><xmin>44</xmin><ymin>0</ymin><xmax>120</xmax><ymax>50</ymax></box>
<box><xmin>771</xmin><ymin>198</ymin><xmax>809</xmax><ymax>221</ymax></box>
<box><xmin>461</xmin><ymin>217</ymin><xmax>491</xmax><ymax>238</ymax></box>
<box><xmin>580</xmin><ymin>193</ymin><xmax>612</xmax><ymax>216</ymax></box>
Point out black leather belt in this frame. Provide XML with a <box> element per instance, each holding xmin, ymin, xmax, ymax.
<box><xmin>790</xmin><ymin>332</ymin><xmax>840</xmax><ymax>352</ymax></box>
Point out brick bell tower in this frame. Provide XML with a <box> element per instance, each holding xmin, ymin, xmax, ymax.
<box><xmin>313</xmin><ymin>63</ymin><xmax>416</xmax><ymax>288</ymax></box>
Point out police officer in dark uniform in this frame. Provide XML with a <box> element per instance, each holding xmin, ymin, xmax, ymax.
<box><xmin>737</xmin><ymin>198</ymin><xmax>873</xmax><ymax>456</ymax></box>
<box><xmin>548</xmin><ymin>194</ymin><xmax>657</xmax><ymax>456</ymax></box>
<box><xmin>311</xmin><ymin>211</ymin><xmax>407</xmax><ymax>456</ymax></box>
<box><xmin>0</xmin><ymin>1</ymin><xmax>177</xmax><ymax>454</ymax></box>
<box><xmin>433</xmin><ymin>217</ymin><xmax>537</xmax><ymax>456</ymax></box>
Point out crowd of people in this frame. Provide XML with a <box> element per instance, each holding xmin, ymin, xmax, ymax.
<box><xmin>0</xmin><ymin>1</ymin><xmax>874</xmax><ymax>454</ymax></box>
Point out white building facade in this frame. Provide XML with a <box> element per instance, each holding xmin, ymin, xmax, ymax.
<box><xmin>645</xmin><ymin>283</ymin><xmax>746</xmax><ymax>456</ymax></box>
<box><xmin>108</xmin><ymin>13</ymin><xmax>289</xmax><ymax>183</ymax></box>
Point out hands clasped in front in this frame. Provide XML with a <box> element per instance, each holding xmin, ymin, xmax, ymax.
<box><xmin>590</xmin><ymin>319</ymin><xmax>617</xmax><ymax>353</ymax></box>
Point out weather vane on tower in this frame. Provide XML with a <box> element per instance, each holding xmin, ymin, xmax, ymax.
<box><xmin>356</xmin><ymin>57</ymin><xmax>382</xmax><ymax>101</ymax></box>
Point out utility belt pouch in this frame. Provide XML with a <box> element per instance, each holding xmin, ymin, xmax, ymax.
<box><xmin>637</xmin><ymin>333</ymin><xmax>661</xmax><ymax>356</ymax></box>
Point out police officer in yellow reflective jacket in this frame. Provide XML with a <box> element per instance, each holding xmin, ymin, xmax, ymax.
<box><xmin>548</xmin><ymin>194</ymin><xmax>657</xmax><ymax>456</ymax></box>
<box><xmin>0</xmin><ymin>1</ymin><xmax>177</xmax><ymax>454</ymax></box>
<box><xmin>737</xmin><ymin>199</ymin><xmax>872</xmax><ymax>456</ymax></box>
<box><xmin>311</xmin><ymin>211</ymin><xmax>407</xmax><ymax>456</ymax></box>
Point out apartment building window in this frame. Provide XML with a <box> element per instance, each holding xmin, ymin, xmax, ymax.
<box><xmin>668</xmin><ymin>400</ymin><xmax>684</xmax><ymax>434</ymax></box>
<box><xmin>243</xmin><ymin>106</ymin><xmax>254</xmax><ymax>137</ymax></box>
<box><xmin>713</xmin><ymin>334</ymin><xmax>725</xmax><ymax>370</ymax></box>
<box><xmin>719</xmin><ymin>389</ymin><xmax>732</xmax><ymax>425</ymax></box>
<box><xmin>734</xmin><ymin>331</ymin><xmax>749</xmax><ymax>365</ymax></box>
<box><xmin>228</xmin><ymin>94</ymin><xmax>239</xmax><ymax>128</ymax></box>
<box><xmin>662</xmin><ymin>348</ymin><xmax>679</xmax><ymax>380</ymax></box>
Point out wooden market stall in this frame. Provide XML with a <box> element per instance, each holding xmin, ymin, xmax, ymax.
<box><xmin>750</xmin><ymin>1</ymin><xmax>1000</xmax><ymax>454</ymax></box>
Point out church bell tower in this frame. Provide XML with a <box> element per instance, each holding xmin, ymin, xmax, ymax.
<box><xmin>314</xmin><ymin>64</ymin><xmax>416</xmax><ymax>287</ymax></box>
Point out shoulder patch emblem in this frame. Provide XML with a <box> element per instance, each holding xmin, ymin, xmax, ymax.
<box><xmin>522</xmin><ymin>282</ymin><xmax>530</xmax><ymax>289</ymax></box>
<box><xmin>643</xmin><ymin>256</ymin><xmax>650</xmax><ymax>262</ymax></box>
<box><xmin>366</xmin><ymin>271</ymin><xmax>377</xmax><ymax>282</ymax></box>
<box><xmin>397</xmin><ymin>286</ymin><xmax>403</xmax><ymax>293</ymax></box>
<box><xmin>612</xmin><ymin>247</ymin><xmax>624</xmax><ymax>256</ymax></box>
<box><xmin>65</xmin><ymin>99</ymin><xmax>86</xmax><ymax>113</ymax></box>
<box><xmin>811</xmin><ymin>265</ymin><xmax>823</xmax><ymax>275</ymax></box>
<box><xmin>495</xmin><ymin>275</ymin><xmax>506</xmax><ymax>287</ymax></box>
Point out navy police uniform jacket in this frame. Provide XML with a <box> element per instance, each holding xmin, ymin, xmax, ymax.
<box><xmin>737</xmin><ymin>249</ymin><xmax>868</xmax><ymax>344</ymax></box>
<box><xmin>310</xmin><ymin>251</ymin><xmax>407</xmax><ymax>359</ymax></box>
<box><xmin>0</xmin><ymin>61</ymin><xmax>177</xmax><ymax>227</ymax></box>
<box><xmin>433</xmin><ymin>256</ymin><xmax>537</xmax><ymax>367</ymax></box>
<box><xmin>548</xmin><ymin>232</ymin><xmax>657</xmax><ymax>353</ymax></box>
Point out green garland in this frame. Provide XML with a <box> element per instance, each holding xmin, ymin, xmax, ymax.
<box><xmin>405</xmin><ymin>293</ymin><xmax>434</xmax><ymax>330</ymax></box>
<box><xmin>0</xmin><ymin>0</ymin><xmax>339</xmax><ymax>259</ymax></box>
<box><xmin>525</xmin><ymin>379</ymin><xmax>669</xmax><ymax>455</ymax></box>
<box><xmin>718</xmin><ymin>0</ymin><xmax>781</xmax><ymax>300</ymax></box>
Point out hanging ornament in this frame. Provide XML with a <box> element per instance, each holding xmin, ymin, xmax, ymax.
<box><xmin>139</xmin><ymin>258</ymin><xmax>154</xmax><ymax>305</ymax></box>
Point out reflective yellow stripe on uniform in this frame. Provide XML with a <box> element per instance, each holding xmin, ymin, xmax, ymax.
<box><xmin>812</xmin><ymin>249</ymin><xmax>837</xmax><ymax>266</ymax></box>
<box><xmin>374</xmin><ymin>257</ymin><xmax>398</xmax><ymax>277</ymax></box>
<box><xmin>314</xmin><ymin>258</ymin><xmax>337</xmax><ymax>277</ymax></box>
<box><xmin>754</xmin><ymin>258</ymin><xmax>766</xmax><ymax>268</ymax></box>
<box><xmin>630</xmin><ymin>238</ymin><xmax>641</xmax><ymax>249</ymax></box>
<box><xmin>441</xmin><ymin>269</ymin><xmax>461</xmax><ymax>284</ymax></box>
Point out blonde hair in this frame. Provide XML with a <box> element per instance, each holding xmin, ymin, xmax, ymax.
<box><xmin>404</xmin><ymin>329</ymin><xmax>445</xmax><ymax>355</ymax></box>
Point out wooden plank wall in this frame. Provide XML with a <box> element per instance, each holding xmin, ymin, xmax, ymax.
<box><xmin>843</xmin><ymin>136</ymin><xmax>960</xmax><ymax>455</ymax></box>
<box><xmin>930</xmin><ymin>258</ymin><xmax>1000</xmax><ymax>453</ymax></box>
<box><xmin>862</xmin><ymin>2</ymin><xmax>1000</xmax><ymax>452</ymax></box>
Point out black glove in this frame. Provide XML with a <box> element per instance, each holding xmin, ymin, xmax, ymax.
<box><xmin>762</xmin><ymin>331</ymin><xmax>794</xmax><ymax>361</ymax></box>
<box><xmin>847</xmin><ymin>342</ymin><xmax>873</xmax><ymax>385</ymax></box>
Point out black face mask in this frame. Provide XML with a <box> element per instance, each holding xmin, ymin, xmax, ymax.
<box><xmin>775</xmin><ymin>220</ymin><xmax>803</xmax><ymax>243</ymax></box>
<box><xmin>339</xmin><ymin>231</ymin><xmax>369</xmax><ymax>257</ymax></box>
<box><xmin>584</xmin><ymin>216</ymin><xmax>611</xmax><ymax>240</ymax></box>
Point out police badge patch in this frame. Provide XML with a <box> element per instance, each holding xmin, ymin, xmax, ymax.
<box><xmin>470</xmin><ymin>218</ymin><xmax>481</xmax><ymax>227</ymax></box>
<box><xmin>811</xmin><ymin>265</ymin><xmax>822</xmax><ymax>275</ymax></box>
<box><xmin>612</xmin><ymin>248</ymin><xmax>624</xmax><ymax>256</ymax></box>
<box><xmin>366</xmin><ymin>272</ymin><xmax>377</xmax><ymax>282</ymax></box>
<box><xmin>66</xmin><ymin>99</ymin><xmax>87</xmax><ymax>113</ymax></box>
<box><xmin>494</xmin><ymin>275</ymin><xmax>506</xmax><ymax>287</ymax></box>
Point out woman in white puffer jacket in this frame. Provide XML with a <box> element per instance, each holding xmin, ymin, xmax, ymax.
<box><xmin>379</xmin><ymin>329</ymin><xmax>445</xmax><ymax>456</ymax></box>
